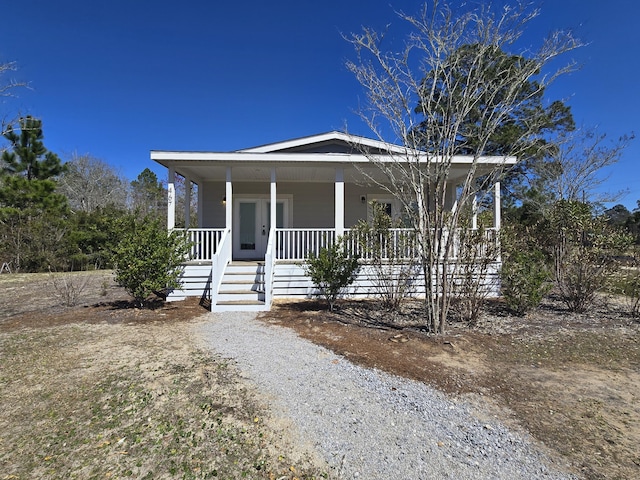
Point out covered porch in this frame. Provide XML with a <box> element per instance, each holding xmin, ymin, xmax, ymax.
<box><xmin>151</xmin><ymin>132</ymin><xmax>512</xmax><ymax>311</ymax></box>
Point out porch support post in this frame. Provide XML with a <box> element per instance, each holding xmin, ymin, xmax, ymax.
<box><xmin>197</xmin><ymin>181</ymin><xmax>203</xmax><ymax>227</ymax></box>
<box><xmin>472</xmin><ymin>194</ymin><xmax>478</xmax><ymax>230</ymax></box>
<box><xmin>225</xmin><ymin>167</ymin><xmax>232</xmax><ymax>230</ymax></box>
<box><xmin>184</xmin><ymin>176</ymin><xmax>191</xmax><ymax>229</ymax></box>
<box><xmin>167</xmin><ymin>168</ymin><xmax>176</xmax><ymax>230</ymax></box>
<box><xmin>335</xmin><ymin>167</ymin><xmax>345</xmax><ymax>238</ymax></box>
<box><xmin>270</xmin><ymin>168</ymin><xmax>277</xmax><ymax>229</ymax></box>
<box><xmin>447</xmin><ymin>182</ymin><xmax>458</xmax><ymax>214</ymax></box>
<box><xmin>494</xmin><ymin>181</ymin><xmax>501</xmax><ymax>230</ymax></box>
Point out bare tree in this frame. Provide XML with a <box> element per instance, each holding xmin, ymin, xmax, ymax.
<box><xmin>57</xmin><ymin>153</ymin><xmax>128</xmax><ymax>213</ymax></box>
<box><xmin>529</xmin><ymin>127</ymin><xmax>634</xmax><ymax>207</ymax></box>
<box><xmin>345</xmin><ymin>1</ymin><xmax>581</xmax><ymax>333</ymax></box>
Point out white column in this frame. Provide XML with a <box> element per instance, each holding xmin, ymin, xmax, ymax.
<box><xmin>335</xmin><ymin>167</ymin><xmax>345</xmax><ymax>238</ymax></box>
<box><xmin>184</xmin><ymin>176</ymin><xmax>191</xmax><ymax>229</ymax></box>
<box><xmin>225</xmin><ymin>167</ymin><xmax>232</xmax><ymax>230</ymax></box>
<box><xmin>472</xmin><ymin>194</ymin><xmax>478</xmax><ymax>230</ymax></box>
<box><xmin>197</xmin><ymin>181</ymin><xmax>203</xmax><ymax>228</ymax></box>
<box><xmin>270</xmin><ymin>168</ymin><xmax>277</xmax><ymax>231</ymax></box>
<box><xmin>167</xmin><ymin>168</ymin><xmax>176</xmax><ymax>230</ymax></box>
<box><xmin>494</xmin><ymin>181</ymin><xmax>501</xmax><ymax>230</ymax></box>
<box><xmin>447</xmin><ymin>182</ymin><xmax>458</xmax><ymax>214</ymax></box>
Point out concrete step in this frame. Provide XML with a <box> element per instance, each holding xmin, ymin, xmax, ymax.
<box><xmin>217</xmin><ymin>291</ymin><xmax>265</xmax><ymax>302</ymax></box>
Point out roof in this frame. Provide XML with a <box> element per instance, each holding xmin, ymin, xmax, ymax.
<box><xmin>150</xmin><ymin>131</ymin><xmax>517</xmax><ymax>183</ymax></box>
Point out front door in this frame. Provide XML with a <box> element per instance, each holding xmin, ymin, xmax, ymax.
<box><xmin>233</xmin><ymin>198</ymin><xmax>287</xmax><ymax>259</ymax></box>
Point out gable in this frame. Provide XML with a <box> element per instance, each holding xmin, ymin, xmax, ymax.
<box><xmin>238</xmin><ymin>131</ymin><xmax>406</xmax><ymax>155</ymax></box>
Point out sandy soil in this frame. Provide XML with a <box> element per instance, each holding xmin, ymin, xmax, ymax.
<box><xmin>2</xmin><ymin>271</ymin><xmax>639</xmax><ymax>479</ymax></box>
<box><xmin>259</xmin><ymin>298</ymin><xmax>640</xmax><ymax>480</ymax></box>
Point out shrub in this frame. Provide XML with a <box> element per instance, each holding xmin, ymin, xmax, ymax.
<box><xmin>501</xmin><ymin>247</ymin><xmax>552</xmax><ymax>316</ymax></box>
<box><xmin>550</xmin><ymin>201</ymin><xmax>632</xmax><ymax>312</ymax></box>
<box><xmin>114</xmin><ymin>217</ymin><xmax>190</xmax><ymax>306</ymax></box>
<box><xmin>451</xmin><ymin>226</ymin><xmax>501</xmax><ymax>323</ymax></box>
<box><xmin>305</xmin><ymin>238</ymin><xmax>359</xmax><ymax>311</ymax></box>
<box><xmin>349</xmin><ymin>202</ymin><xmax>418</xmax><ymax>311</ymax></box>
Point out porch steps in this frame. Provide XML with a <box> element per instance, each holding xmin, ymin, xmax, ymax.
<box><xmin>213</xmin><ymin>262</ymin><xmax>267</xmax><ymax>312</ymax></box>
<box><xmin>166</xmin><ymin>262</ymin><xmax>213</xmax><ymax>302</ymax></box>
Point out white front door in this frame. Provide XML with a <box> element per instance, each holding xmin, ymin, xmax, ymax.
<box><xmin>233</xmin><ymin>198</ymin><xmax>287</xmax><ymax>259</ymax></box>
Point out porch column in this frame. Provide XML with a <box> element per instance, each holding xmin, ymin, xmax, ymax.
<box><xmin>167</xmin><ymin>168</ymin><xmax>176</xmax><ymax>230</ymax></box>
<box><xmin>494</xmin><ymin>181</ymin><xmax>501</xmax><ymax>230</ymax></box>
<box><xmin>270</xmin><ymin>168</ymin><xmax>277</xmax><ymax>230</ymax></box>
<box><xmin>197</xmin><ymin>181</ymin><xmax>203</xmax><ymax>227</ymax></box>
<box><xmin>472</xmin><ymin>194</ymin><xmax>478</xmax><ymax>230</ymax></box>
<box><xmin>225</xmin><ymin>167</ymin><xmax>232</xmax><ymax>230</ymax></box>
<box><xmin>447</xmin><ymin>182</ymin><xmax>458</xmax><ymax>214</ymax></box>
<box><xmin>184</xmin><ymin>176</ymin><xmax>191</xmax><ymax>229</ymax></box>
<box><xmin>335</xmin><ymin>167</ymin><xmax>345</xmax><ymax>238</ymax></box>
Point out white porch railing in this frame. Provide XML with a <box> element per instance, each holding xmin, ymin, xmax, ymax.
<box><xmin>274</xmin><ymin>227</ymin><xmax>499</xmax><ymax>261</ymax></box>
<box><xmin>173</xmin><ymin>228</ymin><xmax>225</xmax><ymax>261</ymax></box>
<box><xmin>264</xmin><ymin>228</ymin><xmax>276</xmax><ymax>309</ymax></box>
<box><xmin>275</xmin><ymin>228</ymin><xmax>337</xmax><ymax>260</ymax></box>
<box><xmin>210</xmin><ymin>228</ymin><xmax>232</xmax><ymax>308</ymax></box>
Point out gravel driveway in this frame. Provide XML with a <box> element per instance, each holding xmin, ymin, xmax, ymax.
<box><xmin>198</xmin><ymin>312</ymin><xmax>577</xmax><ymax>480</ymax></box>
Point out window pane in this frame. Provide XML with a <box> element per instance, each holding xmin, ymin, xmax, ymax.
<box><xmin>239</xmin><ymin>202</ymin><xmax>256</xmax><ymax>250</ymax></box>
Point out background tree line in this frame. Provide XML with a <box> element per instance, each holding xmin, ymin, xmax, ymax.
<box><xmin>0</xmin><ymin>115</ymin><xmax>195</xmax><ymax>273</ymax></box>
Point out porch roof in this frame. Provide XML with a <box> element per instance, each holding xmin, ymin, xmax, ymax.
<box><xmin>150</xmin><ymin>131</ymin><xmax>516</xmax><ymax>184</ymax></box>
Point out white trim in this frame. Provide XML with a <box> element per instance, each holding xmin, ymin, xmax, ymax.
<box><xmin>335</xmin><ymin>168</ymin><xmax>344</xmax><ymax>237</ymax></box>
<box><xmin>238</xmin><ymin>131</ymin><xmax>410</xmax><ymax>155</ymax></box>
<box><xmin>151</xmin><ymin>150</ymin><xmax>516</xmax><ymax>166</ymax></box>
<box><xmin>167</xmin><ymin>168</ymin><xmax>175</xmax><ymax>230</ymax></box>
<box><xmin>494</xmin><ymin>182</ymin><xmax>501</xmax><ymax>230</ymax></box>
<box><xmin>225</xmin><ymin>167</ymin><xmax>232</xmax><ymax>229</ymax></box>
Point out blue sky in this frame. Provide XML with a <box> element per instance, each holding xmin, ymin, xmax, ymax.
<box><xmin>1</xmin><ymin>0</ymin><xmax>639</xmax><ymax>209</ymax></box>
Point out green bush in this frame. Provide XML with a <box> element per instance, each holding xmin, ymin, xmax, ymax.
<box><xmin>550</xmin><ymin>201</ymin><xmax>632</xmax><ymax>313</ymax></box>
<box><xmin>114</xmin><ymin>217</ymin><xmax>190</xmax><ymax>306</ymax></box>
<box><xmin>305</xmin><ymin>238</ymin><xmax>359</xmax><ymax>311</ymax></box>
<box><xmin>501</xmin><ymin>248</ymin><xmax>552</xmax><ymax>316</ymax></box>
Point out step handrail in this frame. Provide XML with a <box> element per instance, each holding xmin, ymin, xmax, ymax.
<box><xmin>210</xmin><ymin>228</ymin><xmax>231</xmax><ymax>309</ymax></box>
<box><xmin>264</xmin><ymin>227</ymin><xmax>276</xmax><ymax>309</ymax></box>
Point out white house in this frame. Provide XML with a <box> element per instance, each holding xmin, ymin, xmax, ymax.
<box><xmin>151</xmin><ymin>131</ymin><xmax>515</xmax><ymax>311</ymax></box>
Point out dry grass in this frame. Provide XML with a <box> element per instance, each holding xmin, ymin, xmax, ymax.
<box><xmin>0</xmin><ymin>272</ymin><xmax>328</xmax><ymax>480</ymax></box>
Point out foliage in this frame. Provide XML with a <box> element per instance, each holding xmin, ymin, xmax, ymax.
<box><xmin>0</xmin><ymin>206</ymin><xmax>69</xmax><ymax>272</ymax></box>
<box><xmin>0</xmin><ymin>117</ymin><xmax>70</xmax><ymax>272</ymax></box>
<box><xmin>1</xmin><ymin>116</ymin><xmax>65</xmax><ymax>180</ymax></box>
<box><xmin>350</xmin><ymin>202</ymin><xmax>418</xmax><ymax>310</ymax></box>
<box><xmin>610</xmin><ymin>263</ymin><xmax>640</xmax><ymax>319</ymax></box>
<box><xmin>305</xmin><ymin>238</ymin><xmax>359</xmax><ymax>311</ymax></box>
<box><xmin>130</xmin><ymin>168</ymin><xmax>165</xmax><ymax>220</ymax></box>
<box><xmin>550</xmin><ymin>200</ymin><xmax>632</xmax><ymax>312</ymax></box>
<box><xmin>114</xmin><ymin>216</ymin><xmax>190</xmax><ymax>305</ymax></box>
<box><xmin>500</xmin><ymin>224</ymin><xmax>552</xmax><ymax>315</ymax></box>
<box><xmin>57</xmin><ymin>153</ymin><xmax>128</xmax><ymax>213</ymax></box>
<box><xmin>63</xmin><ymin>206</ymin><xmax>130</xmax><ymax>270</ymax></box>
<box><xmin>345</xmin><ymin>1</ymin><xmax>580</xmax><ymax>333</ymax></box>
<box><xmin>449</xmin><ymin>226</ymin><xmax>501</xmax><ymax>324</ymax></box>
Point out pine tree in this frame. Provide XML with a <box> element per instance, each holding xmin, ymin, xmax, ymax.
<box><xmin>2</xmin><ymin>115</ymin><xmax>65</xmax><ymax>180</ymax></box>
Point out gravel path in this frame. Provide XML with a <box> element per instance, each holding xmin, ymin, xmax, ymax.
<box><xmin>197</xmin><ymin>312</ymin><xmax>576</xmax><ymax>480</ymax></box>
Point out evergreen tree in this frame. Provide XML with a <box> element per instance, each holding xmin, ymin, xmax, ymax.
<box><xmin>130</xmin><ymin>168</ymin><xmax>165</xmax><ymax>219</ymax></box>
<box><xmin>2</xmin><ymin>115</ymin><xmax>65</xmax><ymax>180</ymax></box>
<box><xmin>0</xmin><ymin>116</ymin><xmax>69</xmax><ymax>271</ymax></box>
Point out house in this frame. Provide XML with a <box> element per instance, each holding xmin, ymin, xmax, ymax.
<box><xmin>151</xmin><ymin>131</ymin><xmax>515</xmax><ymax>311</ymax></box>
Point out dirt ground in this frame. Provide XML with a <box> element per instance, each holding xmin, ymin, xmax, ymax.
<box><xmin>0</xmin><ymin>272</ymin><xmax>326</xmax><ymax>479</ymax></box>
<box><xmin>2</xmin><ymin>272</ymin><xmax>639</xmax><ymax>479</ymax></box>
<box><xmin>260</xmin><ymin>298</ymin><xmax>640</xmax><ymax>480</ymax></box>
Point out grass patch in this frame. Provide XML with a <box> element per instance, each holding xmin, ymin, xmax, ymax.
<box><xmin>0</xmin><ymin>322</ymin><xmax>327</xmax><ymax>479</ymax></box>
